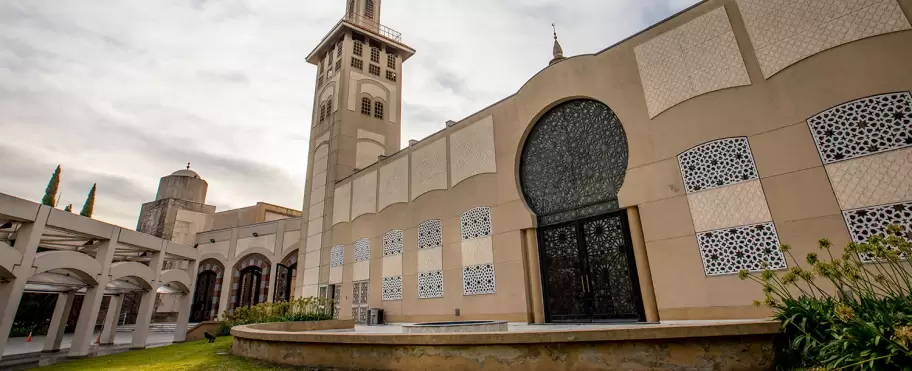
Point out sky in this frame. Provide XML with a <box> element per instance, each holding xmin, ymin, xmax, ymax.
<box><xmin>0</xmin><ymin>0</ymin><xmax>699</xmax><ymax>229</ymax></box>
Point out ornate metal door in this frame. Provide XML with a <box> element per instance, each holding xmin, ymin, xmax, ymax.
<box><xmin>191</xmin><ymin>271</ymin><xmax>216</xmax><ymax>322</ymax></box>
<box><xmin>539</xmin><ymin>211</ymin><xmax>644</xmax><ymax>322</ymax></box>
<box><xmin>237</xmin><ymin>267</ymin><xmax>262</xmax><ymax>309</ymax></box>
<box><xmin>273</xmin><ymin>264</ymin><xmax>291</xmax><ymax>302</ymax></box>
<box><xmin>351</xmin><ymin>280</ymin><xmax>369</xmax><ymax>324</ymax></box>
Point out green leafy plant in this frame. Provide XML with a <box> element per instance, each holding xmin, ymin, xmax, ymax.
<box><xmin>79</xmin><ymin>183</ymin><xmax>96</xmax><ymax>218</ymax></box>
<box><xmin>740</xmin><ymin>225</ymin><xmax>912</xmax><ymax>370</ymax></box>
<box><xmin>220</xmin><ymin>296</ymin><xmax>333</xmax><ymax>329</ymax></box>
<box><xmin>41</xmin><ymin>165</ymin><xmax>61</xmax><ymax>207</ymax></box>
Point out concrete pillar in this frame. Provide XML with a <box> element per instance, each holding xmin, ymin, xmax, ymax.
<box><xmin>100</xmin><ymin>294</ymin><xmax>124</xmax><ymax>345</ymax></box>
<box><xmin>266</xmin><ymin>261</ymin><xmax>279</xmax><ymax>303</ymax></box>
<box><xmin>521</xmin><ymin>228</ymin><xmax>546</xmax><ymax>324</ymax></box>
<box><xmin>216</xmin><ymin>228</ymin><xmax>239</xmax><ymax>319</ymax></box>
<box><xmin>172</xmin><ymin>259</ymin><xmax>199</xmax><ymax>343</ymax></box>
<box><xmin>131</xmin><ymin>250</ymin><xmax>165</xmax><ymax>350</ymax></box>
<box><xmin>43</xmin><ymin>291</ymin><xmax>77</xmax><ymax>352</ymax></box>
<box><xmin>69</xmin><ymin>230</ymin><xmax>117</xmax><ymax>357</ymax></box>
<box><xmin>0</xmin><ymin>206</ymin><xmax>50</xmax><ymax>361</ymax></box>
<box><xmin>269</xmin><ymin>221</ymin><xmax>284</xmax><ymax>303</ymax></box>
<box><xmin>627</xmin><ymin>207</ymin><xmax>660</xmax><ymax>323</ymax></box>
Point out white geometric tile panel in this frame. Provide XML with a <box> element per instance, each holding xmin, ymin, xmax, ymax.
<box><xmin>418</xmin><ymin>270</ymin><xmax>444</xmax><ymax>299</ymax></box>
<box><xmin>826</xmin><ymin>147</ymin><xmax>912</xmax><ymax>210</ymax></box>
<box><xmin>351</xmin><ymin>170</ymin><xmax>377</xmax><ymax>220</ymax></box>
<box><xmin>843</xmin><ymin>201</ymin><xmax>912</xmax><ymax>262</ymax></box>
<box><xmin>353</xmin><ymin>260</ymin><xmax>371</xmax><ymax>281</ymax></box>
<box><xmin>736</xmin><ymin>0</ymin><xmax>911</xmax><ymax>78</ymax></box>
<box><xmin>410</xmin><ymin>138</ymin><xmax>448</xmax><ymax>201</ymax></box>
<box><xmin>461</xmin><ymin>236</ymin><xmax>494</xmax><ymax>267</ymax></box>
<box><xmin>378</xmin><ymin>156</ymin><xmax>409</xmax><ymax>210</ymax></box>
<box><xmin>463</xmin><ymin>263</ymin><xmax>496</xmax><ymax>295</ymax></box>
<box><xmin>330</xmin><ymin>245</ymin><xmax>344</xmax><ymax>267</ymax></box>
<box><xmin>687</xmin><ymin>179</ymin><xmax>773</xmax><ymax>232</ymax></box>
<box><xmin>332</xmin><ymin>182</ymin><xmax>351</xmax><ymax>225</ymax></box>
<box><xmin>354</xmin><ymin>238</ymin><xmax>371</xmax><ymax>262</ymax></box>
<box><xmin>382</xmin><ymin>254</ymin><xmax>402</xmax><ymax>277</ymax></box>
<box><xmin>635</xmin><ymin>6</ymin><xmax>750</xmax><ymax>118</ymax></box>
<box><xmin>460</xmin><ymin>207</ymin><xmax>493</xmax><ymax>240</ymax></box>
<box><xmin>417</xmin><ymin>246</ymin><xmax>442</xmax><ymax>273</ymax></box>
<box><xmin>418</xmin><ymin>219</ymin><xmax>443</xmax><ymax>249</ymax></box>
<box><xmin>382</xmin><ymin>276</ymin><xmax>403</xmax><ymax>301</ymax></box>
<box><xmin>678</xmin><ymin>137</ymin><xmax>758</xmax><ymax>193</ymax></box>
<box><xmin>808</xmin><ymin>92</ymin><xmax>912</xmax><ymax>164</ymax></box>
<box><xmin>329</xmin><ymin>265</ymin><xmax>343</xmax><ymax>284</ymax></box>
<box><xmin>696</xmin><ymin>222</ymin><xmax>787</xmax><ymax>276</ymax></box>
<box><xmin>383</xmin><ymin>230</ymin><xmax>404</xmax><ymax>256</ymax></box>
<box><xmin>449</xmin><ymin>115</ymin><xmax>497</xmax><ymax>186</ymax></box>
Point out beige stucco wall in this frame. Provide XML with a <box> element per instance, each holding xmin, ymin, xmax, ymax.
<box><xmin>292</xmin><ymin>0</ymin><xmax>912</xmax><ymax>322</ymax></box>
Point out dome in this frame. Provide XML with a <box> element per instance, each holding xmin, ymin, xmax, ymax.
<box><xmin>170</xmin><ymin>169</ymin><xmax>200</xmax><ymax>178</ymax></box>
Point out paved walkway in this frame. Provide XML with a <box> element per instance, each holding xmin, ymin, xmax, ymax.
<box><xmin>2</xmin><ymin>331</ymin><xmax>175</xmax><ymax>356</ymax></box>
<box><xmin>1</xmin><ymin>332</ymin><xmax>175</xmax><ymax>370</ymax></box>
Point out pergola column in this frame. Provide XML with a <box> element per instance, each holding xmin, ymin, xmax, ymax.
<box><xmin>43</xmin><ymin>291</ymin><xmax>77</xmax><ymax>352</ymax></box>
<box><xmin>69</xmin><ymin>229</ymin><xmax>118</xmax><ymax>357</ymax></box>
<box><xmin>100</xmin><ymin>293</ymin><xmax>124</xmax><ymax>345</ymax></box>
<box><xmin>216</xmin><ymin>228</ymin><xmax>239</xmax><ymax>319</ymax></box>
<box><xmin>131</xmin><ymin>249</ymin><xmax>165</xmax><ymax>350</ymax></box>
<box><xmin>172</xmin><ymin>259</ymin><xmax>199</xmax><ymax>343</ymax></box>
<box><xmin>0</xmin><ymin>205</ymin><xmax>50</xmax><ymax>361</ymax></box>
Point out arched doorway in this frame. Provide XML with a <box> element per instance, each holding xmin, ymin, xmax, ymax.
<box><xmin>236</xmin><ymin>266</ymin><xmax>263</xmax><ymax>309</ymax></box>
<box><xmin>520</xmin><ymin>99</ymin><xmax>644</xmax><ymax>323</ymax></box>
<box><xmin>190</xmin><ymin>259</ymin><xmax>223</xmax><ymax>322</ymax></box>
<box><xmin>274</xmin><ymin>253</ymin><xmax>297</xmax><ymax>303</ymax></box>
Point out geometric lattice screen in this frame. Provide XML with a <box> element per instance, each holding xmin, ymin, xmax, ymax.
<box><xmin>460</xmin><ymin>207</ymin><xmax>496</xmax><ymax>295</ymax></box>
<box><xmin>382</xmin><ymin>230</ymin><xmax>403</xmax><ymax>301</ymax></box>
<box><xmin>808</xmin><ymin>92</ymin><xmax>912</xmax><ymax>261</ymax></box>
<box><xmin>678</xmin><ymin>137</ymin><xmax>786</xmax><ymax>275</ymax></box>
<box><xmin>417</xmin><ymin>220</ymin><xmax>444</xmax><ymax>299</ymax></box>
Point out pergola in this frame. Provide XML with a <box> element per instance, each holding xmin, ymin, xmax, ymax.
<box><xmin>0</xmin><ymin>193</ymin><xmax>199</xmax><ymax>360</ymax></box>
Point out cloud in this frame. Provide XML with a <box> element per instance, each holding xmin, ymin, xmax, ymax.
<box><xmin>0</xmin><ymin>0</ymin><xmax>698</xmax><ymax>228</ymax></box>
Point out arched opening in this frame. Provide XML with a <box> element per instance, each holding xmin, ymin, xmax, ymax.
<box><xmin>274</xmin><ymin>252</ymin><xmax>297</xmax><ymax>303</ymax></box>
<box><xmin>519</xmin><ymin>98</ymin><xmax>644</xmax><ymax>323</ymax></box>
<box><xmin>236</xmin><ymin>267</ymin><xmax>262</xmax><ymax>309</ymax></box>
<box><xmin>230</xmin><ymin>254</ymin><xmax>271</xmax><ymax>311</ymax></box>
<box><xmin>190</xmin><ymin>259</ymin><xmax>224</xmax><ymax>322</ymax></box>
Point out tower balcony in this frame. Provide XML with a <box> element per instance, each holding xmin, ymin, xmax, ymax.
<box><xmin>343</xmin><ymin>13</ymin><xmax>402</xmax><ymax>43</ymax></box>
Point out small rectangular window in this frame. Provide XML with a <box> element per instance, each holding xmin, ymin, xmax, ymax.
<box><xmin>373</xmin><ymin>101</ymin><xmax>384</xmax><ymax>119</ymax></box>
<box><xmin>335</xmin><ymin>60</ymin><xmax>342</xmax><ymax>71</ymax></box>
<box><xmin>327</xmin><ymin>52</ymin><xmax>333</xmax><ymax>65</ymax></box>
<box><xmin>337</xmin><ymin>42</ymin><xmax>343</xmax><ymax>57</ymax></box>
<box><xmin>320</xmin><ymin>103</ymin><xmax>325</xmax><ymax>122</ymax></box>
<box><xmin>371</xmin><ymin>48</ymin><xmax>380</xmax><ymax>63</ymax></box>
<box><xmin>361</xmin><ymin>98</ymin><xmax>371</xmax><ymax>116</ymax></box>
<box><xmin>353</xmin><ymin>41</ymin><xmax>363</xmax><ymax>56</ymax></box>
<box><xmin>318</xmin><ymin>75</ymin><xmax>324</xmax><ymax>86</ymax></box>
<box><xmin>351</xmin><ymin>58</ymin><xmax>363</xmax><ymax>70</ymax></box>
<box><xmin>385</xmin><ymin>70</ymin><xmax>397</xmax><ymax>82</ymax></box>
<box><xmin>369</xmin><ymin>64</ymin><xmax>380</xmax><ymax>76</ymax></box>
<box><xmin>387</xmin><ymin>54</ymin><xmax>396</xmax><ymax>69</ymax></box>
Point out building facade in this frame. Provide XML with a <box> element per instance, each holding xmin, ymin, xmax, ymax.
<box><xmin>187</xmin><ymin>0</ymin><xmax>912</xmax><ymax>324</ymax></box>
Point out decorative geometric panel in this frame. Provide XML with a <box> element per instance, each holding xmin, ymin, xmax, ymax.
<box><xmin>378</xmin><ymin>156</ymin><xmax>409</xmax><ymax>210</ymax></box>
<box><xmin>351</xmin><ymin>170</ymin><xmax>377</xmax><ymax>220</ymax></box>
<box><xmin>635</xmin><ymin>7</ymin><xmax>750</xmax><ymax>118</ymax></box>
<box><xmin>461</xmin><ymin>236</ymin><xmax>494</xmax><ymax>267</ymax></box>
<box><xmin>686</xmin><ymin>179</ymin><xmax>772</xmax><ymax>232</ymax></box>
<box><xmin>678</xmin><ymin>137</ymin><xmax>758</xmax><ymax>193</ymax></box>
<box><xmin>463</xmin><ymin>263</ymin><xmax>496</xmax><ymax>295</ymax></box>
<box><xmin>410</xmin><ymin>138</ymin><xmax>448</xmax><ymax>201</ymax></box>
<box><xmin>354</xmin><ymin>238</ymin><xmax>371</xmax><ymax>262</ymax></box>
<box><xmin>736</xmin><ymin>0</ymin><xmax>911</xmax><ymax>78</ymax></box>
<box><xmin>696</xmin><ymin>223</ymin><xmax>787</xmax><ymax>276</ymax></box>
<box><xmin>418</xmin><ymin>220</ymin><xmax>443</xmax><ymax>249</ymax></box>
<box><xmin>826</xmin><ymin>147</ymin><xmax>912</xmax><ymax>210</ymax></box>
<box><xmin>382</xmin><ymin>255</ymin><xmax>402</xmax><ymax>277</ymax></box>
<box><xmin>382</xmin><ymin>276</ymin><xmax>403</xmax><ymax>301</ymax></box>
<box><xmin>808</xmin><ymin>92</ymin><xmax>912</xmax><ymax>164</ymax></box>
<box><xmin>383</xmin><ymin>230</ymin><xmax>403</xmax><ymax>256</ymax></box>
<box><xmin>449</xmin><ymin>115</ymin><xmax>497</xmax><ymax>186</ymax></box>
<box><xmin>460</xmin><ymin>207</ymin><xmax>492</xmax><ymax>240</ymax></box>
<box><xmin>330</xmin><ymin>245</ymin><xmax>344</xmax><ymax>267</ymax></box>
<box><xmin>519</xmin><ymin>99</ymin><xmax>628</xmax><ymax>226</ymax></box>
<box><xmin>332</xmin><ymin>182</ymin><xmax>351</xmax><ymax>225</ymax></box>
<box><xmin>418</xmin><ymin>270</ymin><xmax>444</xmax><ymax>299</ymax></box>
<box><xmin>843</xmin><ymin>201</ymin><xmax>912</xmax><ymax>262</ymax></box>
<box><xmin>417</xmin><ymin>247</ymin><xmax>442</xmax><ymax>272</ymax></box>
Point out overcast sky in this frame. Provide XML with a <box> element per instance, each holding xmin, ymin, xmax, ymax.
<box><xmin>0</xmin><ymin>0</ymin><xmax>698</xmax><ymax>229</ymax></box>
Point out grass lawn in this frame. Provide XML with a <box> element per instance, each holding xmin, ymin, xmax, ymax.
<box><xmin>40</xmin><ymin>336</ymin><xmax>328</xmax><ymax>371</ymax></box>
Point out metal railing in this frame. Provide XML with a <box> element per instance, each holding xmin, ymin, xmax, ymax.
<box><xmin>344</xmin><ymin>13</ymin><xmax>402</xmax><ymax>42</ymax></box>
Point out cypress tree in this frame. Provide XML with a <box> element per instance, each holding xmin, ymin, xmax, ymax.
<box><xmin>79</xmin><ymin>184</ymin><xmax>96</xmax><ymax>218</ymax></box>
<box><xmin>41</xmin><ymin>165</ymin><xmax>61</xmax><ymax>207</ymax></box>
<box><xmin>64</xmin><ymin>204</ymin><xmax>73</xmax><ymax>212</ymax></box>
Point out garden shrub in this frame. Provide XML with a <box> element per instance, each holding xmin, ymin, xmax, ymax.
<box><xmin>221</xmin><ymin>296</ymin><xmax>333</xmax><ymax>329</ymax></box>
<box><xmin>740</xmin><ymin>225</ymin><xmax>912</xmax><ymax>370</ymax></box>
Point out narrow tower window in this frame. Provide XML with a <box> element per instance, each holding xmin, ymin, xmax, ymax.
<box><xmin>347</xmin><ymin>0</ymin><xmax>355</xmax><ymax>18</ymax></box>
<box><xmin>351</xmin><ymin>58</ymin><xmax>363</xmax><ymax>70</ymax></box>
<box><xmin>320</xmin><ymin>103</ymin><xmax>326</xmax><ymax>123</ymax></box>
<box><xmin>374</xmin><ymin>101</ymin><xmax>384</xmax><ymax>119</ymax></box>
<box><xmin>370</xmin><ymin>48</ymin><xmax>380</xmax><ymax>63</ymax></box>
<box><xmin>387</xmin><ymin>53</ymin><xmax>396</xmax><ymax>69</ymax></box>
<box><xmin>369</xmin><ymin>64</ymin><xmax>380</xmax><ymax>76</ymax></box>
<box><xmin>326</xmin><ymin>96</ymin><xmax>333</xmax><ymax>115</ymax></box>
<box><xmin>353</xmin><ymin>40</ymin><xmax>363</xmax><ymax>56</ymax></box>
<box><xmin>361</xmin><ymin>97</ymin><xmax>372</xmax><ymax>116</ymax></box>
<box><xmin>385</xmin><ymin>70</ymin><xmax>397</xmax><ymax>82</ymax></box>
<box><xmin>365</xmin><ymin>0</ymin><xmax>374</xmax><ymax>19</ymax></box>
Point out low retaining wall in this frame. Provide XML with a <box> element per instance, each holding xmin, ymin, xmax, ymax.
<box><xmin>231</xmin><ymin>321</ymin><xmax>780</xmax><ymax>370</ymax></box>
<box><xmin>185</xmin><ymin>321</ymin><xmax>222</xmax><ymax>342</ymax></box>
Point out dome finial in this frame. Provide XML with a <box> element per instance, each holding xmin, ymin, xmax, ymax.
<box><xmin>550</xmin><ymin>23</ymin><xmax>565</xmax><ymax>65</ymax></box>
<box><xmin>186</xmin><ymin>162</ymin><xmax>191</xmax><ymax>170</ymax></box>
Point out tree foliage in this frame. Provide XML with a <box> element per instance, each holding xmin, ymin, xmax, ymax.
<box><xmin>79</xmin><ymin>184</ymin><xmax>96</xmax><ymax>218</ymax></box>
<box><xmin>41</xmin><ymin>165</ymin><xmax>61</xmax><ymax>207</ymax></box>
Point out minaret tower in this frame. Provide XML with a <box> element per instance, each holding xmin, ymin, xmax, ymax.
<box><xmin>297</xmin><ymin>0</ymin><xmax>415</xmax><ymax>297</ymax></box>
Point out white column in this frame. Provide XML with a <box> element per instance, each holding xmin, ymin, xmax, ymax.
<box><xmin>69</xmin><ymin>229</ymin><xmax>117</xmax><ymax>357</ymax></box>
<box><xmin>43</xmin><ymin>291</ymin><xmax>76</xmax><ymax>352</ymax></box>
<box><xmin>172</xmin><ymin>259</ymin><xmax>199</xmax><ymax>343</ymax></box>
<box><xmin>0</xmin><ymin>206</ymin><xmax>50</xmax><ymax>362</ymax></box>
<box><xmin>100</xmin><ymin>294</ymin><xmax>124</xmax><ymax>345</ymax></box>
<box><xmin>131</xmin><ymin>249</ymin><xmax>165</xmax><ymax>349</ymax></box>
<box><xmin>266</xmin><ymin>262</ymin><xmax>279</xmax><ymax>303</ymax></box>
<box><xmin>216</xmin><ymin>228</ymin><xmax>239</xmax><ymax>320</ymax></box>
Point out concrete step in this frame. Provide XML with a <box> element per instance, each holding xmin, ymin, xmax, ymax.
<box><xmin>115</xmin><ymin>322</ymin><xmax>197</xmax><ymax>333</ymax></box>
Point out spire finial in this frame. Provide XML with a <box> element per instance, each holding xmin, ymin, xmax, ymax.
<box><xmin>187</xmin><ymin>162</ymin><xmax>191</xmax><ymax>170</ymax></box>
<box><xmin>549</xmin><ymin>23</ymin><xmax>565</xmax><ymax>65</ymax></box>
